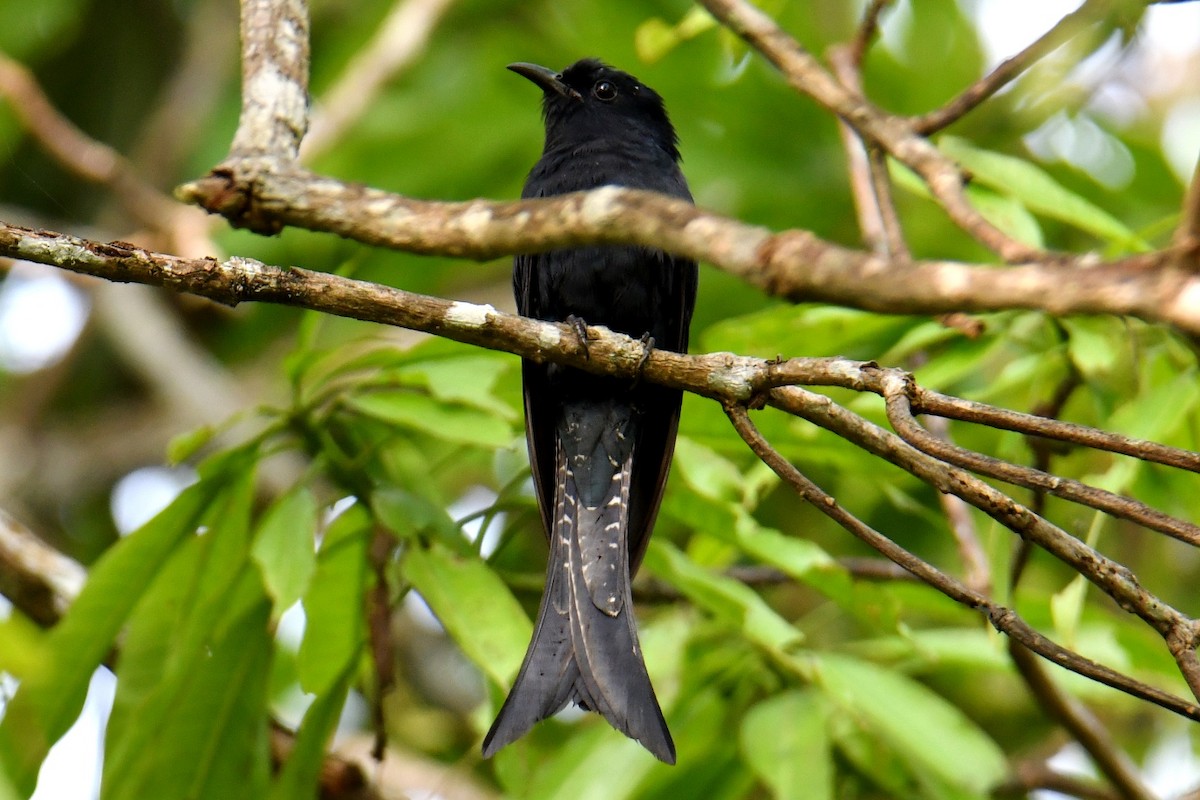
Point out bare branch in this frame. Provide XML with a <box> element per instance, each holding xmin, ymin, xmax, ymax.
<box><xmin>848</xmin><ymin>0</ymin><xmax>894</xmax><ymax>68</ymax></box>
<box><xmin>828</xmin><ymin>44</ymin><xmax>910</xmax><ymax>261</ymax></box>
<box><xmin>725</xmin><ymin>402</ymin><xmax>1200</xmax><ymax>722</ymax></box>
<box><xmin>1008</xmin><ymin>642</ymin><xmax>1155</xmax><ymax>800</ymax></box>
<box><xmin>6</xmin><ymin>222</ymin><xmax>1200</xmax><ymax>719</ymax></box>
<box><xmin>174</xmin><ymin>165</ymin><xmax>1200</xmax><ymax>333</ymax></box>
<box><xmin>915</xmin><ymin>388</ymin><xmax>1200</xmax><ymax>473</ymax></box>
<box><xmin>912</xmin><ymin>0</ymin><xmax>1112</xmax><ymax>135</ymax></box>
<box><xmin>0</xmin><ymin>509</ymin><xmax>85</xmax><ymax>627</ymax></box>
<box><xmin>769</xmin><ymin>382</ymin><xmax>1192</xmax><ymax>639</ymax></box>
<box><xmin>696</xmin><ymin>0</ymin><xmax>1041</xmax><ymax>261</ymax></box>
<box><xmin>884</xmin><ymin>379</ymin><xmax>1200</xmax><ymax>546</ymax></box>
<box><xmin>229</xmin><ymin>0</ymin><xmax>310</xmax><ymax>160</ymax></box>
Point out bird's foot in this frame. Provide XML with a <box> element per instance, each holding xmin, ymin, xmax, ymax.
<box><xmin>632</xmin><ymin>334</ymin><xmax>655</xmax><ymax>386</ymax></box>
<box><xmin>565</xmin><ymin>314</ymin><xmax>591</xmax><ymax>360</ymax></box>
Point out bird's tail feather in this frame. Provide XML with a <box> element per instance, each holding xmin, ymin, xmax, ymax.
<box><xmin>482</xmin><ymin>449</ymin><xmax>675</xmax><ymax>763</ymax></box>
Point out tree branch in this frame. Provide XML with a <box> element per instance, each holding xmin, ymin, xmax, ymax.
<box><xmin>884</xmin><ymin>381</ymin><xmax>1200</xmax><ymax>546</ymax></box>
<box><xmin>0</xmin><ymin>509</ymin><xmax>85</xmax><ymax>628</ymax></box>
<box><xmin>7</xmin><ymin>218</ymin><xmax>1200</xmax><ymax>724</ymax></box>
<box><xmin>173</xmin><ymin>164</ymin><xmax>1200</xmax><ymax>332</ymax></box>
<box><xmin>1008</xmin><ymin>642</ymin><xmax>1155</xmax><ymax>800</ymax></box>
<box><xmin>229</xmin><ymin>0</ymin><xmax>310</xmax><ymax>160</ymax></box>
<box><xmin>724</xmin><ymin>402</ymin><xmax>1200</xmax><ymax>723</ymax></box>
<box><xmin>911</xmin><ymin>0</ymin><xmax>1112</xmax><ymax>135</ymax></box>
<box><xmin>696</xmin><ymin>0</ymin><xmax>1041</xmax><ymax>261</ymax></box>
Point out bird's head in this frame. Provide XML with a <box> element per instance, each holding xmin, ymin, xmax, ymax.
<box><xmin>508</xmin><ymin>58</ymin><xmax>680</xmax><ymax>162</ymax></box>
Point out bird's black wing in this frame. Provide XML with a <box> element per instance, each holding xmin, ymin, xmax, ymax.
<box><xmin>624</xmin><ymin>248</ymin><xmax>696</xmax><ymax>574</ymax></box>
<box><xmin>514</xmin><ymin>250</ymin><xmax>557</xmax><ymax>540</ymax></box>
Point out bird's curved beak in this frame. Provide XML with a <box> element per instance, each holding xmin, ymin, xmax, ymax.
<box><xmin>507</xmin><ymin>62</ymin><xmax>581</xmax><ymax>101</ymax></box>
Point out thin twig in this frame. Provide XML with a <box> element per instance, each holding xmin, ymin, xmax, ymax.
<box><xmin>1008</xmin><ymin>642</ymin><xmax>1155</xmax><ymax>800</ymax></box>
<box><xmin>914</xmin><ymin>388</ymin><xmax>1200</xmax><ymax>473</ymax></box>
<box><xmin>994</xmin><ymin>759</ymin><xmax>1122</xmax><ymax>800</ymax></box>
<box><xmin>725</xmin><ymin>402</ymin><xmax>1200</xmax><ymax>722</ymax></box>
<box><xmin>849</xmin><ymin>0</ymin><xmax>893</xmax><ymax>67</ymax></box>
<box><xmin>923</xmin><ymin>415</ymin><xmax>991</xmax><ymax>596</ymax></box>
<box><xmin>696</xmin><ymin>0</ymin><xmax>1041</xmax><ymax>261</ymax></box>
<box><xmin>911</xmin><ymin>0</ymin><xmax>1110</xmax><ymax>135</ymax></box>
<box><xmin>866</xmin><ymin>145</ymin><xmax>910</xmax><ymax>262</ymax></box>
<box><xmin>765</xmin><ymin>384</ymin><xmax>1200</xmax><ymax>706</ymax></box>
<box><xmin>884</xmin><ymin>379</ymin><xmax>1200</xmax><ymax>546</ymax></box>
<box><xmin>829</xmin><ymin>44</ymin><xmax>910</xmax><ymax>260</ymax></box>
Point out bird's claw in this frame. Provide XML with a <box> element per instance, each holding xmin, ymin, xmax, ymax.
<box><xmin>635</xmin><ymin>334</ymin><xmax>655</xmax><ymax>384</ymax></box>
<box><xmin>566</xmin><ymin>314</ymin><xmax>591</xmax><ymax>359</ymax></box>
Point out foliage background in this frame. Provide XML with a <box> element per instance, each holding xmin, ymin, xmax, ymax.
<box><xmin>0</xmin><ymin>0</ymin><xmax>1199</xmax><ymax>798</ymax></box>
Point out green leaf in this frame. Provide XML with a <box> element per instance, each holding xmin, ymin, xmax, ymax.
<box><xmin>103</xmin><ymin>575</ymin><xmax>272</xmax><ymax>800</ymax></box>
<box><xmin>964</xmin><ymin>185</ymin><xmax>1044</xmax><ymax>248</ymax></box>
<box><xmin>0</xmin><ymin>476</ymin><xmax>223</xmax><ymax>796</ymax></box>
<box><xmin>1060</xmin><ymin>317</ymin><xmax>1123</xmax><ymax>379</ymax></box>
<box><xmin>830</xmin><ymin>714</ymin><xmax>924</xmax><ymax>799</ymax></box>
<box><xmin>1086</xmin><ymin>369</ymin><xmax>1200</xmax><ymax>493</ymax></box>
<box><xmin>938</xmin><ymin>136</ymin><xmax>1150</xmax><ymax>251</ymax></box>
<box><xmin>644</xmin><ymin>540</ymin><xmax>803</xmax><ymax>656</ymax></box>
<box><xmin>813</xmin><ymin>654</ymin><xmax>1007</xmax><ymax>796</ymax></box>
<box><xmin>348</xmin><ymin>390</ymin><xmax>513</xmax><ymax>448</ymax></box>
<box><xmin>0</xmin><ymin>613</ymin><xmax>48</xmax><ymax>680</ymax></box>
<box><xmin>701</xmin><ymin>305</ymin><xmax>917</xmax><ymax>362</ymax></box>
<box><xmin>635</xmin><ymin>7</ymin><xmax>716</xmax><ymax>63</ymax></box>
<box><xmin>103</xmin><ymin>467</ymin><xmax>269</xmax><ymax>799</ymax></box>
<box><xmin>166</xmin><ymin>424</ymin><xmax>216</xmax><ymax>465</ymax></box>
<box><xmin>518</xmin><ymin>725</ymin><xmax>662</xmax><ymax>800</ymax></box>
<box><xmin>0</xmin><ymin>762</ymin><xmax>18</xmax><ymax>800</ymax></box>
<box><xmin>269</xmin><ymin>664</ymin><xmax>354</xmax><ymax>800</ymax></box>
<box><xmin>1051</xmin><ymin>574</ymin><xmax>1090</xmax><ymax>649</ymax></box>
<box><xmin>372</xmin><ymin>486</ymin><xmax>462</xmax><ymax>546</ymax></box>
<box><xmin>298</xmin><ymin>503</ymin><xmax>372</xmax><ymax>695</ymax></box>
<box><xmin>397</xmin><ymin>355</ymin><xmax>516</xmax><ymax>420</ymax></box>
<box><xmin>251</xmin><ymin>486</ymin><xmax>319</xmax><ymax>616</ymax></box>
<box><xmin>0</xmin><ymin>0</ymin><xmax>83</xmax><ymax>60</ymax></box>
<box><xmin>733</xmin><ymin>515</ymin><xmax>852</xmax><ymax>603</ymax></box>
<box><xmin>847</xmin><ymin>628</ymin><xmax>1010</xmax><ymax>673</ymax></box>
<box><xmin>673</xmin><ymin>436</ymin><xmax>746</xmax><ymax>504</ymax></box>
<box><xmin>403</xmin><ymin>543</ymin><xmax>531</xmax><ymax>686</ymax></box>
<box><xmin>740</xmin><ymin>690</ymin><xmax>833</xmax><ymax>800</ymax></box>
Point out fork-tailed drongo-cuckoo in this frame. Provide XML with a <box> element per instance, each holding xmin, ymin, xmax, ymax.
<box><xmin>482</xmin><ymin>58</ymin><xmax>696</xmax><ymax>765</ymax></box>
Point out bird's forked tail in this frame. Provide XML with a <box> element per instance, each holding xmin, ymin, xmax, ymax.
<box><xmin>481</xmin><ymin>447</ymin><xmax>675</xmax><ymax>763</ymax></box>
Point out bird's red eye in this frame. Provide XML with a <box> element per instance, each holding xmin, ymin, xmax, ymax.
<box><xmin>592</xmin><ymin>80</ymin><xmax>617</xmax><ymax>101</ymax></box>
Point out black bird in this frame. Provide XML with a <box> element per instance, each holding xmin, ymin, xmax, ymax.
<box><xmin>482</xmin><ymin>59</ymin><xmax>697</xmax><ymax>764</ymax></box>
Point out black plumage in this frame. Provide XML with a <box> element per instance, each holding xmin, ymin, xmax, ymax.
<box><xmin>482</xmin><ymin>59</ymin><xmax>697</xmax><ymax>764</ymax></box>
